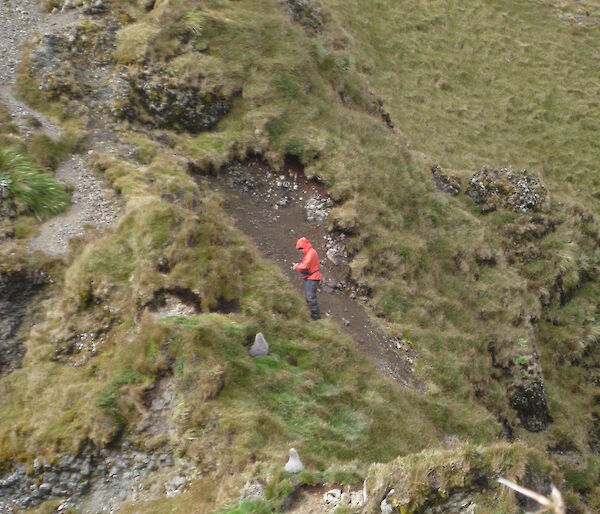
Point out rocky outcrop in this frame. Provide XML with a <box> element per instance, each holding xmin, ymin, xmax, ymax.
<box><xmin>467</xmin><ymin>166</ymin><xmax>546</xmax><ymax>213</ymax></box>
<box><xmin>29</xmin><ymin>21</ymin><xmax>118</xmax><ymax>101</ymax></box>
<box><xmin>110</xmin><ymin>67</ymin><xmax>233</xmax><ymax>133</ymax></box>
<box><xmin>0</xmin><ymin>269</ymin><xmax>46</xmax><ymax>375</ymax></box>
<box><xmin>0</xmin><ymin>444</ymin><xmax>197</xmax><ymax>513</ymax></box>
<box><xmin>431</xmin><ymin>163</ymin><xmax>461</xmax><ymax>195</ymax></box>
<box><xmin>282</xmin><ymin>0</ymin><xmax>323</xmax><ymax>31</ymax></box>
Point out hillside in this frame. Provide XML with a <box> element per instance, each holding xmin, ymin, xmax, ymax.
<box><xmin>1</xmin><ymin>0</ymin><xmax>599</xmax><ymax>512</ymax></box>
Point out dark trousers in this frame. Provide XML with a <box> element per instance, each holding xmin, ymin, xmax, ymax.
<box><xmin>304</xmin><ymin>279</ymin><xmax>320</xmax><ymax>319</ymax></box>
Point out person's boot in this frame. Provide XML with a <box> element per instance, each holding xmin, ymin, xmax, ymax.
<box><xmin>311</xmin><ymin>310</ymin><xmax>321</xmax><ymax>320</ymax></box>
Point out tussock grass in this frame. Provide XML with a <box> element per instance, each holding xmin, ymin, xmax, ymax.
<box><xmin>0</xmin><ymin>147</ymin><xmax>69</xmax><ymax>219</ymax></box>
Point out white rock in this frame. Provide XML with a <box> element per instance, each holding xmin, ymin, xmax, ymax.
<box><xmin>249</xmin><ymin>332</ymin><xmax>269</xmax><ymax>357</ymax></box>
<box><xmin>284</xmin><ymin>448</ymin><xmax>304</xmax><ymax>473</ymax></box>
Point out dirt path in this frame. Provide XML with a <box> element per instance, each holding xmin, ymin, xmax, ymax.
<box><xmin>200</xmin><ymin>159</ymin><xmax>417</xmax><ymax>387</ymax></box>
<box><xmin>0</xmin><ymin>0</ymin><xmax>119</xmax><ymax>257</ymax></box>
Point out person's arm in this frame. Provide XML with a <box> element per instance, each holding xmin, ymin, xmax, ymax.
<box><xmin>294</xmin><ymin>252</ymin><xmax>311</xmax><ymax>272</ymax></box>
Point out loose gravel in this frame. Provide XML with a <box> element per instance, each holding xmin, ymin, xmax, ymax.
<box><xmin>0</xmin><ymin>0</ymin><xmax>43</xmax><ymax>86</ymax></box>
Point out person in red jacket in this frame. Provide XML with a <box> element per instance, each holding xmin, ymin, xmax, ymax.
<box><xmin>293</xmin><ymin>237</ymin><xmax>322</xmax><ymax>320</ymax></box>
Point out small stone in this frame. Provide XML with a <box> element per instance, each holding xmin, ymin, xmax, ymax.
<box><xmin>249</xmin><ymin>332</ymin><xmax>270</xmax><ymax>357</ymax></box>
<box><xmin>284</xmin><ymin>448</ymin><xmax>304</xmax><ymax>473</ymax></box>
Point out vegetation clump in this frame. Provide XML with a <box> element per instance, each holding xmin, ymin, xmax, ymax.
<box><xmin>0</xmin><ymin>147</ymin><xmax>68</xmax><ymax>220</ymax></box>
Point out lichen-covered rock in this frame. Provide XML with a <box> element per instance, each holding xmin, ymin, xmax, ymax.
<box><xmin>110</xmin><ymin>67</ymin><xmax>232</xmax><ymax>132</ymax></box>
<box><xmin>431</xmin><ymin>163</ymin><xmax>461</xmax><ymax>195</ymax></box>
<box><xmin>509</xmin><ymin>375</ymin><xmax>551</xmax><ymax>432</ymax></box>
<box><xmin>467</xmin><ymin>166</ymin><xmax>546</xmax><ymax>213</ymax></box>
<box><xmin>282</xmin><ymin>0</ymin><xmax>323</xmax><ymax>31</ymax></box>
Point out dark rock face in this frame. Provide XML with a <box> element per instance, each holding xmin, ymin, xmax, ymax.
<box><xmin>0</xmin><ymin>444</ymin><xmax>183</xmax><ymax>512</ymax></box>
<box><xmin>0</xmin><ymin>270</ymin><xmax>46</xmax><ymax>375</ymax></box>
<box><xmin>110</xmin><ymin>68</ymin><xmax>232</xmax><ymax>133</ymax></box>
<box><xmin>467</xmin><ymin>166</ymin><xmax>546</xmax><ymax>213</ymax></box>
<box><xmin>509</xmin><ymin>376</ymin><xmax>550</xmax><ymax>432</ymax></box>
<box><xmin>431</xmin><ymin>163</ymin><xmax>461</xmax><ymax>195</ymax></box>
<box><xmin>282</xmin><ymin>0</ymin><xmax>323</xmax><ymax>31</ymax></box>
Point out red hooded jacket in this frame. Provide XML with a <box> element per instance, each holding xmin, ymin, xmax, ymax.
<box><xmin>294</xmin><ymin>237</ymin><xmax>322</xmax><ymax>281</ymax></box>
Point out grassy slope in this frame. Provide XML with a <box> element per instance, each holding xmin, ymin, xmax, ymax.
<box><xmin>2</xmin><ymin>0</ymin><xmax>600</xmax><ymax>511</ymax></box>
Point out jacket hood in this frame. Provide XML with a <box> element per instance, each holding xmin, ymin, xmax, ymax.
<box><xmin>296</xmin><ymin>237</ymin><xmax>312</xmax><ymax>254</ymax></box>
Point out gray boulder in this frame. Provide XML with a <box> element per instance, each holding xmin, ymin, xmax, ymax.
<box><xmin>249</xmin><ymin>332</ymin><xmax>269</xmax><ymax>357</ymax></box>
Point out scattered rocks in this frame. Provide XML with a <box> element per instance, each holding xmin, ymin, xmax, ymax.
<box><xmin>239</xmin><ymin>480</ymin><xmax>266</xmax><ymax>502</ymax></box>
<box><xmin>431</xmin><ymin>163</ymin><xmax>461</xmax><ymax>196</ymax></box>
<box><xmin>322</xmin><ymin>488</ymin><xmax>365</xmax><ymax>511</ymax></box>
<box><xmin>304</xmin><ymin>194</ymin><xmax>332</xmax><ymax>222</ymax></box>
<box><xmin>220</xmin><ymin>159</ymin><xmax>333</xmax><ymax>224</ymax></box>
<box><xmin>110</xmin><ymin>67</ymin><xmax>233</xmax><ymax>133</ymax></box>
<box><xmin>467</xmin><ymin>166</ymin><xmax>546</xmax><ymax>213</ymax></box>
<box><xmin>325</xmin><ymin>234</ymin><xmax>348</xmax><ymax>265</ymax></box>
<box><xmin>249</xmin><ymin>332</ymin><xmax>270</xmax><ymax>357</ymax></box>
<box><xmin>29</xmin><ymin>155</ymin><xmax>118</xmax><ymax>257</ymax></box>
<box><xmin>284</xmin><ymin>448</ymin><xmax>304</xmax><ymax>473</ymax></box>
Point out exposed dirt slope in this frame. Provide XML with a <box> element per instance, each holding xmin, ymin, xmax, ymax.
<box><xmin>199</xmin><ymin>159</ymin><xmax>417</xmax><ymax>387</ymax></box>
